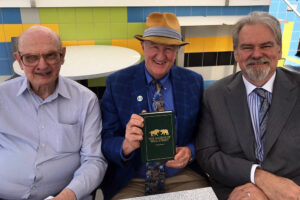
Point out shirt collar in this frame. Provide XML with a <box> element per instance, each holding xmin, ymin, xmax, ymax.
<box><xmin>17</xmin><ymin>76</ymin><xmax>29</xmax><ymax>96</ymax></box>
<box><xmin>16</xmin><ymin>76</ymin><xmax>71</xmax><ymax>100</ymax></box>
<box><xmin>144</xmin><ymin>66</ymin><xmax>170</xmax><ymax>88</ymax></box>
<box><xmin>242</xmin><ymin>72</ymin><xmax>276</xmax><ymax>96</ymax></box>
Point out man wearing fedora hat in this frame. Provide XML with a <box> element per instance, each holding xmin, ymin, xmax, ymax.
<box><xmin>100</xmin><ymin>12</ymin><xmax>208</xmax><ymax>199</ymax></box>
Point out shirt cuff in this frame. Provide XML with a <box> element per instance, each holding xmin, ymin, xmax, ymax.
<box><xmin>44</xmin><ymin>196</ymin><xmax>54</xmax><ymax>199</ymax></box>
<box><xmin>250</xmin><ymin>164</ymin><xmax>260</xmax><ymax>184</ymax></box>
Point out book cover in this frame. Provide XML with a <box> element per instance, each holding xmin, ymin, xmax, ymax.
<box><xmin>140</xmin><ymin>111</ymin><xmax>175</xmax><ymax>163</ymax></box>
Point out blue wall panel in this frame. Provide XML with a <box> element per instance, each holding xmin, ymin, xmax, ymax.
<box><xmin>144</xmin><ymin>7</ymin><xmax>160</xmax><ymax>20</ymax></box>
<box><xmin>236</xmin><ymin>6</ymin><xmax>251</xmax><ymax>15</ymax></box>
<box><xmin>191</xmin><ymin>7</ymin><xmax>206</xmax><ymax>16</ymax></box>
<box><xmin>207</xmin><ymin>6</ymin><xmax>222</xmax><ymax>16</ymax></box>
<box><xmin>175</xmin><ymin>7</ymin><xmax>192</xmax><ymax>16</ymax></box>
<box><xmin>160</xmin><ymin>7</ymin><xmax>176</xmax><ymax>14</ymax></box>
<box><xmin>0</xmin><ymin>60</ymin><xmax>12</xmax><ymax>75</ymax></box>
<box><xmin>2</xmin><ymin>8</ymin><xmax>21</xmax><ymax>24</ymax></box>
<box><xmin>222</xmin><ymin>7</ymin><xmax>236</xmax><ymax>16</ymax></box>
<box><xmin>0</xmin><ymin>43</ymin><xmax>8</xmax><ymax>59</ymax></box>
<box><xmin>127</xmin><ymin>7</ymin><xmax>144</xmax><ymax>22</ymax></box>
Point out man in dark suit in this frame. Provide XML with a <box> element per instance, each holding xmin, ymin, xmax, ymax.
<box><xmin>196</xmin><ymin>11</ymin><xmax>300</xmax><ymax>200</ymax></box>
<box><xmin>100</xmin><ymin>12</ymin><xmax>207</xmax><ymax>199</ymax></box>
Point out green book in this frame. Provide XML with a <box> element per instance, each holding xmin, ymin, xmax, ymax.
<box><xmin>140</xmin><ymin>111</ymin><xmax>176</xmax><ymax>163</ymax></box>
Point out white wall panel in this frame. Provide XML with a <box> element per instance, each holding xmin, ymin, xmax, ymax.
<box><xmin>229</xmin><ymin>0</ymin><xmax>271</xmax><ymax>6</ymax></box>
<box><xmin>33</xmin><ymin>0</ymin><xmax>270</xmax><ymax>7</ymax></box>
<box><xmin>0</xmin><ymin>0</ymin><xmax>31</xmax><ymax>7</ymax></box>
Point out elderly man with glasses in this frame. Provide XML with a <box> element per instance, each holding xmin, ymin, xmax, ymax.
<box><xmin>0</xmin><ymin>25</ymin><xmax>107</xmax><ymax>200</ymax></box>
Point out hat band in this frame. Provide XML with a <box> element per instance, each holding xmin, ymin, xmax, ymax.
<box><xmin>143</xmin><ymin>27</ymin><xmax>182</xmax><ymax>41</ymax></box>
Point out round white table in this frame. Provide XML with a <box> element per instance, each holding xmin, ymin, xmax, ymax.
<box><xmin>13</xmin><ymin>45</ymin><xmax>141</xmax><ymax>80</ymax></box>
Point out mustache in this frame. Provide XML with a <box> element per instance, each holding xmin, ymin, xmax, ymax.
<box><xmin>246</xmin><ymin>57</ymin><xmax>270</xmax><ymax>66</ymax></box>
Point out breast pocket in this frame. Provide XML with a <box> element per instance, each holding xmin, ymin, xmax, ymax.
<box><xmin>50</xmin><ymin>122</ymin><xmax>82</xmax><ymax>153</ymax></box>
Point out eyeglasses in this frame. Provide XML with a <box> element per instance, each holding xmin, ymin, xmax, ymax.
<box><xmin>18</xmin><ymin>51</ymin><xmax>63</xmax><ymax>67</ymax></box>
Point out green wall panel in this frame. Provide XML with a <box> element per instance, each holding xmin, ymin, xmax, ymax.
<box><xmin>58</xmin><ymin>8</ymin><xmax>76</xmax><ymax>23</ymax></box>
<box><xmin>39</xmin><ymin>8</ymin><xmax>59</xmax><ymax>23</ymax></box>
<box><xmin>94</xmin><ymin>23</ymin><xmax>111</xmax><ymax>40</ymax></box>
<box><xmin>95</xmin><ymin>40</ymin><xmax>112</xmax><ymax>45</ymax></box>
<box><xmin>59</xmin><ymin>24</ymin><xmax>77</xmax><ymax>40</ymax></box>
<box><xmin>94</xmin><ymin>7</ymin><xmax>110</xmax><ymax>23</ymax></box>
<box><xmin>128</xmin><ymin>23</ymin><xmax>145</xmax><ymax>39</ymax></box>
<box><xmin>88</xmin><ymin>77</ymin><xmax>106</xmax><ymax>87</ymax></box>
<box><xmin>77</xmin><ymin>23</ymin><xmax>95</xmax><ymax>40</ymax></box>
<box><xmin>111</xmin><ymin>23</ymin><xmax>127</xmax><ymax>39</ymax></box>
<box><xmin>76</xmin><ymin>8</ymin><xmax>94</xmax><ymax>23</ymax></box>
<box><xmin>111</xmin><ymin>7</ymin><xmax>127</xmax><ymax>23</ymax></box>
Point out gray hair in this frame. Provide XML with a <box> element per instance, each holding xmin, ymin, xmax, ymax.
<box><xmin>232</xmin><ymin>11</ymin><xmax>282</xmax><ymax>50</ymax></box>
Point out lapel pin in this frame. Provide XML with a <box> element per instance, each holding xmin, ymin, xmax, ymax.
<box><xmin>137</xmin><ymin>95</ymin><xmax>143</xmax><ymax>102</ymax></box>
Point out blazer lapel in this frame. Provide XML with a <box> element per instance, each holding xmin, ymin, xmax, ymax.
<box><xmin>225</xmin><ymin>73</ymin><xmax>257</xmax><ymax>160</ymax></box>
<box><xmin>263</xmin><ymin>69</ymin><xmax>298</xmax><ymax>159</ymax></box>
<box><xmin>132</xmin><ymin>62</ymin><xmax>149</xmax><ymax>113</ymax></box>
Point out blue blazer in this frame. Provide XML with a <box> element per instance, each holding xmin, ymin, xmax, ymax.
<box><xmin>100</xmin><ymin>61</ymin><xmax>204</xmax><ymax>199</ymax></box>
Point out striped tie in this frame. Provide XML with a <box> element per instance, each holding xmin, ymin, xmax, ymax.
<box><xmin>254</xmin><ymin>88</ymin><xmax>270</xmax><ymax>163</ymax></box>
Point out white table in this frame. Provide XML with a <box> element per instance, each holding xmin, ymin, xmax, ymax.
<box><xmin>124</xmin><ymin>187</ymin><xmax>218</xmax><ymax>200</ymax></box>
<box><xmin>13</xmin><ymin>45</ymin><xmax>141</xmax><ymax>80</ymax></box>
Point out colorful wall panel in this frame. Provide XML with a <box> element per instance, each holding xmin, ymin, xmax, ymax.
<box><xmin>0</xmin><ymin>5</ymin><xmax>268</xmax><ymax>75</ymax></box>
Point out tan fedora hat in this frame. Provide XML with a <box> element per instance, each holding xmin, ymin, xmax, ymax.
<box><xmin>135</xmin><ymin>12</ymin><xmax>188</xmax><ymax>46</ymax></box>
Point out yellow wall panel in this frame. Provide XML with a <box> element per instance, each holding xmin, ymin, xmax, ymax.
<box><xmin>78</xmin><ymin>40</ymin><xmax>95</xmax><ymax>45</ymax></box>
<box><xmin>282</xmin><ymin>22</ymin><xmax>294</xmax><ymax>59</ymax></box>
<box><xmin>0</xmin><ymin>25</ymin><xmax>5</xmax><ymax>42</ymax></box>
<box><xmin>185</xmin><ymin>37</ymin><xmax>204</xmax><ymax>53</ymax></box>
<box><xmin>112</xmin><ymin>40</ymin><xmax>128</xmax><ymax>47</ymax></box>
<box><xmin>62</xmin><ymin>41</ymin><xmax>78</xmax><ymax>46</ymax></box>
<box><xmin>185</xmin><ymin>36</ymin><xmax>233</xmax><ymax>53</ymax></box>
<box><xmin>127</xmin><ymin>39</ymin><xmax>143</xmax><ymax>55</ymax></box>
<box><xmin>3</xmin><ymin>24</ymin><xmax>23</xmax><ymax>42</ymax></box>
<box><xmin>217</xmin><ymin>36</ymin><xmax>233</xmax><ymax>51</ymax></box>
<box><xmin>183</xmin><ymin>37</ymin><xmax>191</xmax><ymax>53</ymax></box>
<box><xmin>22</xmin><ymin>24</ymin><xmax>37</xmax><ymax>31</ymax></box>
<box><xmin>204</xmin><ymin>37</ymin><xmax>219</xmax><ymax>52</ymax></box>
<box><xmin>41</xmin><ymin>24</ymin><xmax>60</xmax><ymax>34</ymax></box>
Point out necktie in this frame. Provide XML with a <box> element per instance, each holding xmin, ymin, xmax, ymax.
<box><xmin>145</xmin><ymin>80</ymin><xmax>165</xmax><ymax>195</ymax></box>
<box><xmin>254</xmin><ymin>88</ymin><xmax>270</xmax><ymax>163</ymax></box>
<box><xmin>152</xmin><ymin>80</ymin><xmax>164</xmax><ymax>112</ymax></box>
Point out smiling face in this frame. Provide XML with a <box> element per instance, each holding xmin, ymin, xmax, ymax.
<box><xmin>142</xmin><ymin>41</ymin><xmax>179</xmax><ymax>80</ymax></box>
<box><xmin>14</xmin><ymin>27</ymin><xmax>66</xmax><ymax>94</ymax></box>
<box><xmin>234</xmin><ymin>23</ymin><xmax>282</xmax><ymax>86</ymax></box>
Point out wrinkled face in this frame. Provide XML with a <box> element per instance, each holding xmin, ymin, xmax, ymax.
<box><xmin>142</xmin><ymin>41</ymin><xmax>179</xmax><ymax>80</ymax></box>
<box><xmin>15</xmin><ymin>31</ymin><xmax>65</xmax><ymax>91</ymax></box>
<box><xmin>234</xmin><ymin>24</ymin><xmax>282</xmax><ymax>86</ymax></box>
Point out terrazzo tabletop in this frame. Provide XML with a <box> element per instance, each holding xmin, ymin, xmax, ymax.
<box><xmin>124</xmin><ymin>187</ymin><xmax>218</xmax><ymax>200</ymax></box>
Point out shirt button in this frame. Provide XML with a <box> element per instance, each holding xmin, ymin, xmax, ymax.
<box><xmin>41</xmin><ymin>125</ymin><xmax>45</xmax><ymax>129</ymax></box>
<box><xmin>32</xmin><ymin>186</ymin><xmax>36</xmax><ymax>190</ymax></box>
<box><xmin>41</xmin><ymin>144</ymin><xmax>45</xmax><ymax>147</ymax></box>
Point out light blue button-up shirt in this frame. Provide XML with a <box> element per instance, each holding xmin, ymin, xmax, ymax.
<box><xmin>0</xmin><ymin>76</ymin><xmax>107</xmax><ymax>200</ymax></box>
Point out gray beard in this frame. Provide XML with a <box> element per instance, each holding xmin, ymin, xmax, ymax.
<box><xmin>245</xmin><ymin>65</ymin><xmax>270</xmax><ymax>83</ymax></box>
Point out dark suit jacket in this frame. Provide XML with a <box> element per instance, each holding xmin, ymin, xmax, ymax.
<box><xmin>100</xmin><ymin>61</ymin><xmax>204</xmax><ymax>199</ymax></box>
<box><xmin>196</xmin><ymin>68</ymin><xmax>300</xmax><ymax>200</ymax></box>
